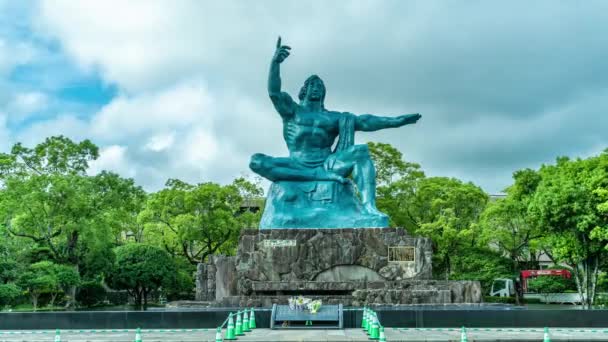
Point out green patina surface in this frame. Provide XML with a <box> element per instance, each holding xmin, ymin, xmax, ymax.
<box><xmin>250</xmin><ymin>37</ymin><xmax>421</xmax><ymax>229</ymax></box>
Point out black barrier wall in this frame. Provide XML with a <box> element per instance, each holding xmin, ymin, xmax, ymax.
<box><xmin>1</xmin><ymin>309</ymin><xmax>608</xmax><ymax>330</ymax></box>
<box><xmin>0</xmin><ymin>310</ymin><xmax>272</xmax><ymax>330</ymax></box>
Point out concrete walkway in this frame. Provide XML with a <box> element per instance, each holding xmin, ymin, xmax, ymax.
<box><xmin>2</xmin><ymin>328</ymin><xmax>608</xmax><ymax>341</ymax></box>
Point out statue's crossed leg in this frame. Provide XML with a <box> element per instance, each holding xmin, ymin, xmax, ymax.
<box><xmin>249</xmin><ymin>144</ymin><xmax>384</xmax><ymax>217</ymax></box>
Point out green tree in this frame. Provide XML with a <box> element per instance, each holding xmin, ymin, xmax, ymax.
<box><xmin>0</xmin><ymin>137</ymin><xmax>146</xmax><ymax>283</ymax></box>
<box><xmin>140</xmin><ymin>178</ymin><xmax>260</xmax><ymax>264</ymax></box>
<box><xmin>529</xmin><ymin>151</ymin><xmax>608</xmax><ymax>309</ymax></box>
<box><xmin>0</xmin><ymin>283</ymin><xmax>21</xmax><ymax>308</ymax></box>
<box><xmin>17</xmin><ymin>261</ymin><xmax>59</xmax><ymax>310</ymax></box>
<box><xmin>368</xmin><ymin>142</ymin><xmax>488</xmax><ymax>279</ymax></box>
<box><xmin>108</xmin><ymin>244</ymin><xmax>175</xmax><ymax>310</ymax></box>
<box><xmin>368</xmin><ymin>142</ymin><xmax>424</xmax><ymax>187</ymax></box>
<box><xmin>0</xmin><ymin>260</ymin><xmax>19</xmax><ymax>284</ymax></box>
<box><xmin>92</xmin><ymin>171</ymin><xmax>147</xmax><ymax>244</ymax></box>
<box><xmin>480</xmin><ymin>168</ymin><xmax>544</xmax><ymax>304</ymax></box>
<box><xmin>449</xmin><ymin>247</ymin><xmax>512</xmax><ymax>294</ymax></box>
<box><xmin>54</xmin><ymin>264</ymin><xmax>80</xmax><ymax>308</ymax></box>
<box><xmin>0</xmin><ymin>135</ymin><xmax>98</xmax><ymax>177</ymax></box>
<box><xmin>409</xmin><ymin>177</ymin><xmax>489</xmax><ymax>279</ymax></box>
<box><xmin>368</xmin><ymin>142</ymin><xmax>425</xmax><ymax>230</ymax></box>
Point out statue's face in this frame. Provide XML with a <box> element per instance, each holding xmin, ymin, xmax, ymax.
<box><xmin>307</xmin><ymin>79</ymin><xmax>324</xmax><ymax>101</ymax></box>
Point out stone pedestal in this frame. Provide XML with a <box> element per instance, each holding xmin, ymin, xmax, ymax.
<box><xmin>197</xmin><ymin>228</ymin><xmax>482</xmax><ymax>306</ymax></box>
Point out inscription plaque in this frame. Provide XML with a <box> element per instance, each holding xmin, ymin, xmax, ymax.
<box><xmin>262</xmin><ymin>239</ymin><xmax>297</xmax><ymax>248</ymax></box>
<box><xmin>388</xmin><ymin>246</ymin><xmax>415</xmax><ymax>262</ymax></box>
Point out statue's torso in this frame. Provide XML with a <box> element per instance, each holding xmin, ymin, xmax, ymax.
<box><xmin>283</xmin><ymin>108</ymin><xmax>341</xmax><ymax>165</ymax></box>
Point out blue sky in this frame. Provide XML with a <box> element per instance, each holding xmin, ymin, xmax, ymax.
<box><xmin>1</xmin><ymin>1</ymin><xmax>608</xmax><ymax>194</ymax></box>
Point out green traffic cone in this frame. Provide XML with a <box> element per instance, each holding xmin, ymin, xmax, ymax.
<box><xmin>215</xmin><ymin>327</ymin><xmax>223</xmax><ymax>342</ymax></box>
<box><xmin>54</xmin><ymin>329</ymin><xmax>61</xmax><ymax>342</ymax></box>
<box><xmin>378</xmin><ymin>326</ymin><xmax>386</xmax><ymax>342</ymax></box>
<box><xmin>235</xmin><ymin>311</ymin><xmax>244</xmax><ymax>336</ymax></box>
<box><xmin>249</xmin><ymin>308</ymin><xmax>257</xmax><ymax>329</ymax></box>
<box><xmin>362</xmin><ymin>308</ymin><xmax>368</xmax><ymax>330</ymax></box>
<box><xmin>366</xmin><ymin>312</ymin><xmax>373</xmax><ymax>335</ymax></box>
<box><xmin>369</xmin><ymin>316</ymin><xmax>379</xmax><ymax>340</ymax></box>
<box><xmin>543</xmin><ymin>327</ymin><xmax>551</xmax><ymax>342</ymax></box>
<box><xmin>460</xmin><ymin>326</ymin><xmax>468</xmax><ymax>342</ymax></box>
<box><xmin>225</xmin><ymin>314</ymin><xmax>237</xmax><ymax>340</ymax></box>
<box><xmin>134</xmin><ymin>327</ymin><xmax>142</xmax><ymax>342</ymax></box>
<box><xmin>243</xmin><ymin>309</ymin><xmax>251</xmax><ymax>332</ymax></box>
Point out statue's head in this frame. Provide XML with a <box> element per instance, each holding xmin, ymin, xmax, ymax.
<box><xmin>299</xmin><ymin>75</ymin><xmax>326</xmax><ymax>105</ymax></box>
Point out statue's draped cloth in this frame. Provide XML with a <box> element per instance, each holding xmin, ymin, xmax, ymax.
<box><xmin>260</xmin><ymin>113</ymin><xmax>387</xmax><ymax>229</ymax></box>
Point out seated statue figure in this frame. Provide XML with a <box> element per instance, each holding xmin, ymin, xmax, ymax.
<box><xmin>250</xmin><ymin>37</ymin><xmax>421</xmax><ymax>229</ymax></box>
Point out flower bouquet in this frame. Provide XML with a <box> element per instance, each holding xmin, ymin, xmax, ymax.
<box><xmin>307</xmin><ymin>300</ymin><xmax>322</xmax><ymax>314</ymax></box>
<box><xmin>287</xmin><ymin>296</ymin><xmax>322</xmax><ymax>313</ymax></box>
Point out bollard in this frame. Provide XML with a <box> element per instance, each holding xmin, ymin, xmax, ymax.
<box><xmin>362</xmin><ymin>308</ymin><xmax>368</xmax><ymax>330</ymax></box>
<box><xmin>134</xmin><ymin>327</ymin><xmax>142</xmax><ymax>342</ymax></box>
<box><xmin>243</xmin><ymin>309</ymin><xmax>251</xmax><ymax>332</ymax></box>
<box><xmin>460</xmin><ymin>326</ymin><xmax>468</xmax><ymax>342</ymax></box>
<box><xmin>369</xmin><ymin>316</ymin><xmax>379</xmax><ymax>340</ymax></box>
<box><xmin>235</xmin><ymin>311</ymin><xmax>244</xmax><ymax>336</ymax></box>
<box><xmin>249</xmin><ymin>308</ymin><xmax>257</xmax><ymax>329</ymax></box>
<box><xmin>378</xmin><ymin>326</ymin><xmax>386</xmax><ymax>342</ymax></box>
<box><xmin>224</xmin><ymin>314</ymin><xmax>237</xmax><ymax>340</ymax></box>
<box><xmin>543</xmin><ymin>327</ymin><xmax>551</xmax><ymax>342</ymax></box>
<box><xmin>215</xmin><ymin>327</ymin><xmax>223</xmax><ymax>342</ymax></box>
<box><xmin>54</xmin><ymin>329</ymin><xmax>61</xmax><ymax>342</ymax></box>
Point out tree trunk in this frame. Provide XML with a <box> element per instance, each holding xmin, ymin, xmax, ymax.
<box><xmin>133</xmin><ymin>287</ymin><xmax>143</xmax><ymax>311</ymax></box>
<box><xmin>143</xmin><ymin>288</ymin><xmax>148</xmax><ymax>311</ymax></box>
<box><xmin>65</xmin><ymin>264</ymin><xmax>79</xmax><ymax>310</ymax></box>
<box><xmin>512</xmin><ymin>257</ymin><xmax>521</xmax><ymax>305</ymax></box>
<box><xmin>49</xmin><ymin>293</ymin><xmax>58</xmax><ymax>308</ymax></box>
<box><xmin>31</xmin><ymin>293</ymin><xmax>38</xmax><ymax>312</ymax></box>
<box><xmin>572</xmin><ymin>263</ymin><xmax>586</xmax><ymax>309</ymax></box>
<box><xmin>64</xmin><ymin>285</ymin><xmax>77</xmax><ymax>310</ymax></box>
<box><xmin>572</xmin><ymin>256</ymin><xmax>600</xmax><ymax>309</ymax></box>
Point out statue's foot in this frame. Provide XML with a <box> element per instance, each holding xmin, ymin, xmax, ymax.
<box><xmin>327</xmin><ymin>173</ymin><xmax>348</xmax><ymax>184</ymax></box>
<box><xmin>362</xmin><ymin>203</ymin><xmax>388</xmax><ymax>218</ymax></box>
<box><xmin>315</xmin><ymin>169</ymin><xmax>348</xmax><ymax>184</ymax></box>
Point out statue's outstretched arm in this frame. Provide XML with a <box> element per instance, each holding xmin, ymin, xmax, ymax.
<box><xmin>354</xmin><ymin>113</ymin><xmax>421</xmax><ymax>132</ymax></box>
<box><xmin>268</xmin><ymin>36</ymin><xmax>296</xmax><ymax>118</ymax></box>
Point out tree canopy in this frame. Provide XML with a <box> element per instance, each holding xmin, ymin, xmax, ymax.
<box><xmin>107</xmin><ymin>244</ymin><xmax>176</xmax><ymax>310</ymax></box>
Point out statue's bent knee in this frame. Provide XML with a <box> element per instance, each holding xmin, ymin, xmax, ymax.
<box><xmin>249</xmin><ymin>153</ymin><xmax>267</xmax><ymax>173</ymax></box>
<box><xmin>353</xmin><ymin>144</ymin><xmax>371</xmax><ymax>159</ymax></box>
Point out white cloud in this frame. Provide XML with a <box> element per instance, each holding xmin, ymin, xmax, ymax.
<box><xmin>0</xmin><ymin>112</ymin><xmax>11</xmax><ymax>151</ymax></box>
<box><xmin>0</xmin><ymin>38</ymin><xmax>39</xmax><ymax>75</ymax></box>
<box><xmin>90</xmin><ymin>81</ymin><xmax>213</xmax><ymax>141</ymax></box>
<box><xmin>19</xmin><ymin>0</ymin><xmax>608</xmax><ymax>194</ymax></box>
<box><xmin>16</xmin><ymin>114</ymin><xmax>89</xmax><ymax>147</ymax></box>
<box><xmin>7</xmin><ymin>92</ymin><xmax>49</xmax><ymax>119</ymax></box>
<box><xmin>144</xmin><ymin>132</ymin><xmax>175</xmax><ymax>152</ymax></box>
<box><xmin>88</xmin><ymin>145</ymin><xmax>136</xmax><ymax>178</ymax></box>
<box><xmin>177</xmin><ymin>127</ymin><xmax>219</xmax><ymax>167</ymax></box>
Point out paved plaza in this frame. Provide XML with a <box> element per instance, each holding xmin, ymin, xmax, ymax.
<box><xmin>2</xmin><ymin>328</ymin><xmax>608</xmax><ymax>341</ymax></box>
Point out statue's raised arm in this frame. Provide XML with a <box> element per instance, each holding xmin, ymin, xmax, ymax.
<box><xmin>354</xmin><ymin>113</ymin><xmax>421</xmax><ymax>132</ymax></box>
<box><xmin>268</xmin><ymin>36</ymin><xmax>297</xmax><ymax>118</ymax></box>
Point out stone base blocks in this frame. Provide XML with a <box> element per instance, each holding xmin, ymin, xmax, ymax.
<box><xmin>198</xmin><ymin>228</ymin><xmax>482</xmax><ymax>306</ymax></box>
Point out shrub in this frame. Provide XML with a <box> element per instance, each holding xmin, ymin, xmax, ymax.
<box><xmin>0</xmin><ymin>283</ymin><xmax>22</xmax><ymax>308</ymax></box>
<box><xmin>76</xmin><ymin>281</ymin><xmax>107</xmax><ymax>307</ymax></box>
<box><xmin>484</xmin><ymin>296</ymin><xmax>516</xmax><ymax>304</ymax></box>
<box><xmin>527</xmin><ymin>272</ymin><xmax>576</xmax><ymax>294</ymax></box>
